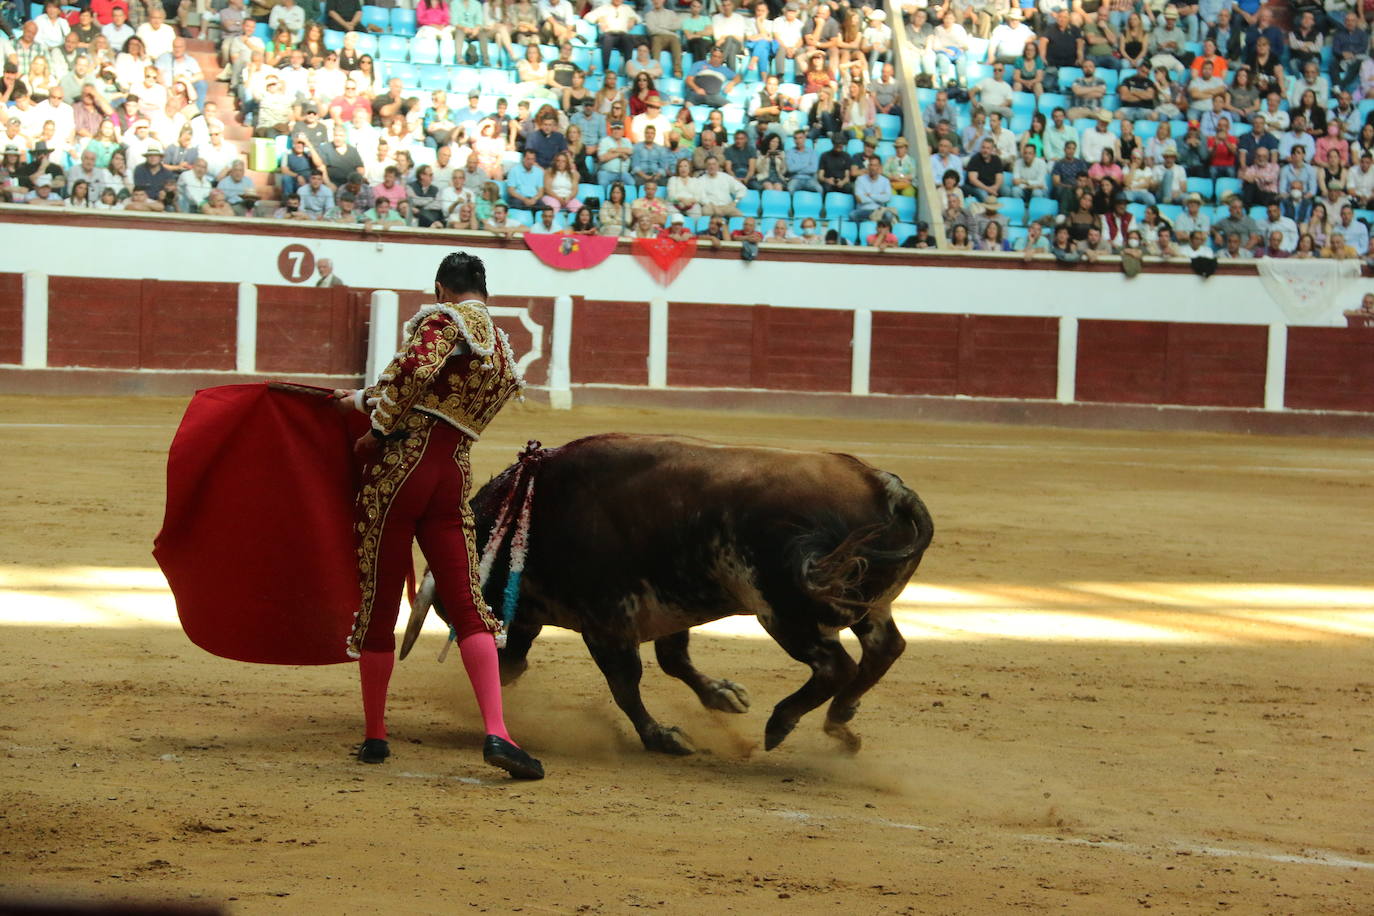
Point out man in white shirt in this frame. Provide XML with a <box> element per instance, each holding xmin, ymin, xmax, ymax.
<box><xmin>277</xmin><ymin>49</ymin><xmax>311</xmax><ymax>101</ymax></box>
<box><xmin>102</xmin><ymin>6</ymin><xmax>135</xmax><ymax>51</ymax></box>
<box><xmin>1286</xmin><ymin>60</ymin><xmax>1330</xmax><ymax>109</ymax></box>
<box><xmin>34</xmin><ymin>86</ymin><xmax>76</xmax><ymax>153</ymax></box>
<box><xmin>693</xmin><ymin>154</ymin><xmax>745</xmax><ymax>216</ymax></box>
<box><xmin>629</xmin><ymin>94</ymin><xmax>672</xmax><ymax>145</ymax></box>
<box><xmin>159</xmin><ymin>38</ymin><xmax>208</xmax><ymax>108</ymax></box>
<box><xmin>586</xmin><ymin>0</ymin><xmax>640</xmax><ymax>74</ymax></box>
<box><xmin>1011</xmin><ymin>142</ymin><xmax>1048</xmax><ymax>205</ymax></box>
<box><xmin>985</xmin><ymin>8</ymin><xmax>1033</xmax><ymax>63</ymax></box>
<box><xmin>200</xmin><ymin>126</ymin><xmax>241</xmax><ymax>179</ymax></box>
<box><xmin>269</xmin><ymin>0</ymin><xmax>306</xmax><ymax>41</ymax></box>
<box><xmin>1152</xmin><ymin>148</ymin><xmax>1187</xmax><ymax>204</ymax></box>
<box><xmin>437</xmin><ymin>167</ymin><xmax>475</xmax><ymax>219</ymax></box>
<box><xmin>771</xmin><ymin>3</ymin><xmax>805</xmax><ymax>76</ymax></box>
<box><xmin>122</xmin><ymin>119</ymin><xmax>156</xmax><ymax>165</ymax></box>
<box><xmin>34</xmin><ymin>2</ymin><xmax>71</xmax><ymax>49</ymax></box>
<box><xmin>985</xmin><ymin>111</ymin><xmax>1016</xmax><ymax>163</ymax></box>
<box><xmin>710</xmin><ymin>0</ymin><xmax>747</xmax><ymax>64</ymax></box>
<box><xmin>137</xmin><ymin>7</ymin><xmax>178</xmax><ymax>61</ymax></box>
<box><xmin>1079</xmin><ymin>110</ymin><xmax>1119</xmax><ymax>164</ymax></box>
<box><xmin>1177</xmin><ymin>230</ymin><xmax>1215</xmax><ymax>259</ymax></box>
<box><xmin>971</xmin><ymin>62</ymin><xmax>1014</xmax><ymax>120</ymax></box>
<box><xmin>1258</xmin><ymin>202</ymin><xmax>1298</xmax><ymax>252</ymax></box>
<box><xmin>539</xmin><ymin>0</ymin><xmax>578</xmax><ymax>46</ymax></box>
<box><xmin>851</xmin><ymin>155</ymin><xmax>895</xmax><ymax>223</ymax></box>
<box><xmin>177</xmin><ymin>157</ymin><xmax>214</xmax><ymax>211</ymax></box>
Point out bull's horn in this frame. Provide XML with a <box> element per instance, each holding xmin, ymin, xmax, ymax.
<box><xmin>398</xmin><ymin>571</ymin><xmax>436</xmax><ymax>661</ymax></box>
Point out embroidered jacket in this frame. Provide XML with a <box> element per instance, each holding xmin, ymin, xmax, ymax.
<box><xmin>364</xmin><ymin>300</ymin><xmax>524</xmax><ymax>439</ymax></box>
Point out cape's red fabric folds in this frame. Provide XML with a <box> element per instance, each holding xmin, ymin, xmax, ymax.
<box><xmin>153</xmin><ymin>383</ymin><xmax>369</xmax><ymax>665</ymax></box>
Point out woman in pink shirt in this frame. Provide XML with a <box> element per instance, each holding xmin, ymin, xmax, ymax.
<box><xmin>415</xmin><ymin>0</ymin><xmax>453</xmax><ymax>40</ymax></box>
<box><xmin>1314</xmin><ymin>123</ymin><xmax>1350</xmax><ymax>168</ymax></box>
<box><xmin>1088</xmin><ymin>148</ymin><xmax>1123</xmax><ymax>186</ymax></box>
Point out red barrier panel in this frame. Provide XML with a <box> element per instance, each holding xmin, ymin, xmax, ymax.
<box><xmin>139</xmin><ymin>280</ymin><xmax>237</xmax><ymax>371</ymax></box>
<box><xmin>1078</xmin><ymin>320</ymin><xmax>1267</xmax><ymax>408</ymax></box>
<box><xmin>47</xmin><ymin>277</ymin><xmax>145</xmax><ymax>369</ymax></box>
<box><xmin>753</xmin><ymin>306</ymin><xmax>853</xmax><ymax>393</ymax></box>
<box><xmin>959</xmin><ymin>315</ymin><xmax>1059</xmax><ymax>399</ymax></box>
<box><xmin>1076</xmin><ymin>320</ymin><xmax>1169</xmax><ymax>405</ymax></box>
<box><xmin>0</xmin><ymin>273</ymin><xmax>21</xmax><ymax>365</ymax></box>
<box><xmin>256</xmin><ymin>284</ymin><xmax>366</xmax><ymax>375</ymax></box>
<box><xmin>571</xmin><ymin>299</ymin><xmax>649</xmax><ymax>386</ymax></box>
<box><xmin>667</xmin><ymin>301</ymin><xmax>756</xmax><ymax>389</ymax></box>
<box><xmin>1286</xmin><ymin>327</ymin><xmax>1374</xmax><ymax>412</ymax></box>
<box><xmin>870</xmin><ymin>312</ymin><xmax>961</xmax><ymax>396</ymax></box>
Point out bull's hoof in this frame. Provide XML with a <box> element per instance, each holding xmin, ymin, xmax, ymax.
<box><xmin>764</xmin><ymin>712</ymin><xmax>798</xmax><ymax>751</ymax></box>
<box><xmin>700</xmin><ymin>678</ymin><xmax>751</xmax><ymax>713</ymax></box>
<box><xmin>498</xmin><ymin>657</ymin><xmax>528</xmax><ymax>686</ymax></box>
<box><xmin>823</xmin><ymin>718</ymin><xmax>862</xmax><ymax>754</ymax></box>
<box><xmin>642</xmin><ymin>724</ymin><xmax>695</xmax><ymax>755</ymax></box>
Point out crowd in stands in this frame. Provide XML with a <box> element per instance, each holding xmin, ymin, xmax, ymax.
<box><xmin>0</xmin><ymin>0</ymin><xmax>937</xmax><ymax>249</ymax></box>
<box><xmin>913</xmin><ymin>0</ymin><xmax>1374</xmax><ymax>260</ymax></box>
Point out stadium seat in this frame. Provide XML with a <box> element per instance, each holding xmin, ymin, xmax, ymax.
<box><xmin>727</xmin><ymin>216</ymin><xmax>746</xmax><ymax>234</ymax></box>
<box><xmin>1247</xmin><ymin>205</ymin><xmax>1267</xmax><ymax>222</ymax></box>
<box><xmin>657</xmin><ymin>76</ymin><xmax>683</xmax><ymax>97</ymax></box>
<box><xmin>823</xmin><ymin>192</ymin><xmax>854</xmax><ymax>220</ymax></box>
<box><xmin>1027</xmin><ymin>197</ymin><xmax>1059</xmax><ymax>223</ymax></box>
<box><xmin>323</xmin><ymin>30</ymin><xmax>345</xmax><ymax>52</ymax></box>
<box><xmin>892</xmin><ymin>197</ymin><xmax>916</xmax><ymax>222</ymax></box>
<box><xmin>1214</xmin><ymin>177</ymin><xmax>1242</xmax><ymax>202</ymax></box>
<box><xmin>388</xmin><ymin>62</ymin><xmax>418</xmax><ymax>85</ymax></box>
<box><xmin>875</xmin><ymin>113</ymin><xmax>902</xmax><ymax>137</ymax></box>
<box><xmin>450</xmin><ymin>69</ymin><xmax>482</xmax><ymax>93</ymax></box>
<box><xmin>856</xmin><ymin>220</ymin><xmax>878</xmax><ymax>245</ymax></box>
<box><xmin>739</xmin><ymin>189</ymin><xmax>762</xmax><ymax>216</ymax></box>
<box><xmin>1056</xmin><ymin>67</ymin><xmax>1084</xmax><ymax>89</ymax></box>
<box><xmin>361</xmin><ymin>5</ymin><xmax>389</xmax><ymax>32</ymax></box>
<box><xmin>411</xmin><ymin>36</ymin><xmax>440</xmax><ymax>64</ymax></box>
<box><xmin>1160</xmin><ymin>203</ymin><xmax>1184</xmax><ymax>222</ymax></box>
<box><xmin>1186</xmin><ymin>177</ymin><xmax>1215</xmax><ymax>201</ymax></box>
<box><xmin>1005</xmin><ymin>225</ymin><xmax>1028</xmax><ymax>247</ymax></box>
<box><xmin>1011</xmin><ymin>93</ymin><xmax>1037</xmax><ymax>117</ymax></box>
<box><xmin>253</xmin><ymin>22</ymin><xmax>271</xmax><ymax>43</ymax></box>
<box><xmin>792</xmin><ymin>191</ymin><xmax>822</xmax><ymax>219</ymax></box>
<box><xmin>838</xmin><ymin>221</ymin><xmax>860</xmax><ymax>244</ymax></box>
<box><xmin>760</xmin><ymin>190</ymin><xmax>791</xmax><ymax>219</ymax></box>
<box><xmin>419</xmin><ymin>65</ymin><xmax>449</xmax><ymax>91</ymax></box>
<box><xmin>893</xmin><ymin>222</ymin><xmax>917</xmax><ymax>245</ymax></box>
<box><xmin>1038</xmin><ymin>92</ymin><xmax>1069</xmax><ymax>113</ymax></box>
<box><xmin>378</xmin><ymin>35</ymin><xmax>410</xmax><ymax>62</ymax></box>
<box><xmin>354</xmin><ymin>33</ymin><xmax>378</xmax><ymax>55</ymax></box>
<box><xmin>1126</xmin><ymin>202</ymin><xmax>1147</xmax><ymax>221</ymax></box>
<box><xmin>813</xmin><ymin>137</ymin><xmax>833</xmax><ymax>154</ymax></box>
<box><xmin>390</xmin><ymin>8</ymin><xmax>417</xmax><ymax>37</ymax></box>
<box><xmin>845</xmin><ymin>138</ymin><xmax>864</xmax><ymax>155</ymax></box>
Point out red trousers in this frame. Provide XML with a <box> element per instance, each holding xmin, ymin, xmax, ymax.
<box><xmin>346</xmin><ymin>413</ymin><xmax>497</xmax><ymax>657</ymax></box>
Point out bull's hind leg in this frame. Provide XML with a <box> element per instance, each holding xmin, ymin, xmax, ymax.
<box><xmin>497</xmin><ymin>619</ymin><xmax>542</xmax><ymax>686</ymax></box>
<box><xmin>583</xmin><ymin>632</ymin><xmax>696</xmax><ymax>755</ymax></box>
<box><xmin>822</xmin><ymin>610</ymin><xmax>906</xmax><ymax>753</ymax></box>
<box><xmin>757</xmin><ymin>613</ymin><xmax>857</xmax><ymax>751</ymax></box>
<box><xmin>654</xmin><ymin>630</ymin><xmax>751</xmax><ymax>713</ymax></box>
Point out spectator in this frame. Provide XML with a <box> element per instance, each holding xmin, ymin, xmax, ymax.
<box><xmin>437</xmin><ymin>168</ymin><xmax>475</xmax><ymax>223</ymax></box>
<box><xmin>884</xmin><ymin>137</ymin><xmax>916</xmax><ymax>198</ymax></box>
<box><xmin>541</xmin><ymin>150</ymin><xmax>582</xmax><ymax>216</ymax></box>
<box><xmin>1037</xmin><ymin>9</ymin><xmax>1083</xmax><ymax>79</ymax></box>
<box><xmin>1240</xmin><ymin>145</ymin><xmax>1279</xmax><ymax>208</ymax></box>
<box><xmin>1258</xmin><ymin>201</ymin><xmax>1299</xmax><ymax>252</ymax></box>
<box><xmin>852</xmin><ymin>155</ymin><xmax>894</xmax><ymax>223</ymax></box>
<box><xmin>987</xmin><ymin>8</ymin><xmax>1035</xmax><ymax>64</ymax></box>
<box><xmin>1011</xmin><ymin>142</ymin><xmax>1049</xmax><ymax>210</ymax></box>
<box><xmin>586</xmin><ymin>0</ymin><xmax>640</xmax><ymax>75</ymax></box>
<box><xmin>643</xmin><ymin>0</ymin><xmax>684</xmax><ymax>79</ymax></box>
<box><xmin>1331</xmin><ymin>12</ymin><xmax>1367</xmax><ymax>92</ymax></box>
<box><xmin>1016</xmin><ymin>219</ymin><xmax>1051</xmax><ymax>257</ymax></box>
<box><xmin>526</xmin><ymin>112</ymin><xmax>569</xmax><ymax>168</ymax></box>
<box><xmin>201</xmin><ymin>188</ymin><xmax>236</xmax><ymax>216</ymax></box>
<box><xmin>964</xmin><ymin>137</ymin><xmax>1004</xmax><ymax>202</ymax></box>
<box><xmin>1121</xmin><ymin>149</ymin><xmax>1156</xmax><ymax>205</ymax></box>
<box><xmin>598</xmin><ymin>180</ymin><xmax>631</xmax><ymax>235</ymax></box>
<box><xmin>132</xmin><ymin>147</ymin><xmax>171</xmax><ymax>194</ymax></box>
<box><xmin>1212</xmin><ymin>195</ymin><xmax>1263</xmax><ymax>250</ymax></box>
<box><xmin>667</xmin><ymin>156</ymin><xmax>700</xmax><ymax>216</ymax></box>
<box><xmin>1043</xmin><ymin>107</ymin><xmax>1078</xmax><ymax>161</ymax></box>
<box><xmin>1291</xmin><ymin>233</ymin><xmax>1319</xmax><ymax>258</ymax></box>
<box><xmin>784</xmin><ymin>129</ymin><xmax>820</xmax><ymax>192</ymax></box>
<box><xmin>686</xmin><ymin>47</ymin><xmax>740</xmax><ymax>109</ymax></box>
<box><xmin>215</xmin><ymin>159</ymin><xmax>256</xmax><ymax>213</ymax></box>
<box><xmin>324</xmin><ymin>191</ymin><xmax>362</xmax><ymax>223</ymax></box>
<box><xmin>1051</xmin><ymin>139</ymin><xmax>1089</xmax><ymax>210</ymax></box>
<box><xmin>764</xmin><ymin>216</ymin><xmax>799</xmax><ymax>245</ymax></box>
<box><xmin>1116</xmin><ymin>62</ymin><xmax>1158</xmax><ymax>123</ymax></box>
<box><xmin>364</xmin><ymin>195</ymin><xmax>403</xmax><ymax>223</ymax></box>
<box><xmin>1081</xmin><ymin>110</ymin><xmax>1120</xmax><ymax>164</ymax></box>
<box><xmin>568</xmin><ymin>207</ymin><xmax>598</xmax><ymax>235</ymax></box>
<box><xmin>1153</xmin><ymin>148</ymin><xmax>1187</xmax><ymax>204</ymax></box>
<box><xmin>306</xmin><ymin>125</ymin><xmax>364</xmax><ymax>189</ymax></box>
<box><xmin>971</xmin><ymin>61</ymin><xmax>1014</xmax><ymax>120</ymax></box>
<box><xmin>694</xmin><ymin>155</ymin><xmax>745</xmax><ymax>216</ymax></box>
<box><xmin>1334</xmin><ymin>205</ymin><xmax>1369</xmax><ymax>253</ymax></box>
<box><xmin>1348</xmin><ymin>150</ymin><xmax>1374</xmax><ymax>207</ymax></box>
<box><xmin>1206</xmin><ymin>118</ymin><xmax>1239</xmax><ymax>179</ymax></box>
<box><xmin>752</xmin><ymin>133</ymin><xmax>787</xmax><ymax>191</ymax></box>
<box><xmin>631</xmin><ymin>178</ymin><xmax>668</xmax><ymax>226</ymax></box>
<box><xmin>408</xmin><ymin>165</ymin><xmax>444</xmax><ymax>226</ymax></box>
<box><xmin>631</xmin><ymin>124</ymin><xmax>671</xmax><ymax>185</ymax></box>
<box><xmin>1175</xmin><ymin>192</ymin><xmax>1212</xmax><ymax>236</ymax></box>
<box><xmin>949</xmin><ymin>223</ymin><xmax>973</xmax><ymax>250</ymax></box>
<box><xmin>818</xmin><ymin>132</ymin><xmax>853</xmax><ymax>195</ymax></box>
<box><xmin>629</xmin><ymin>95</ymin><xmax>671</xmax><ymax>145</ymax></box>
<box><xmin>1050</xmin><ymin>224</ymin><xmax>1079</xmax><ymax>261</ymax></box>
<box><xmin>505</xmin><ymin>148</ymin><xmax>544</xmax><ymax>210</ymax></box>
<box><xmin>977</xmin><ymin>219</ymin><xmax>1008</xmax><ymax>251</ymax></box>
<box><xmin>176</xmin><ymin>157</ymin><xmax>213</xmax><ymax>211</ymax></box>
<box><xmin>1178</xmin><ymin>229</ymin><xmax>1215</xmax><ymax>259</ymax></box>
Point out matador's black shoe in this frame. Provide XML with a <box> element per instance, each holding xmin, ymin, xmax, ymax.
<box><xmin>356</xmin><ymin>738</ymin><xmax>390</xmax><ymax>764</ymax></box>
<box><xmin>483</xmin><ymin>735</ymin><xmax>544</xmax><ymax>779</ymax></box>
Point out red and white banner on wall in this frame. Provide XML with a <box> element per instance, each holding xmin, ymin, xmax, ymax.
<box><xmin>524</xmin><ymin>233</ymin><xmax>618</xmax><ymax>271</ymax></box>
<box><xmin>631</xmin><ymin>236</ymin><xmax>697</xmax><ymax>286</ymax></box>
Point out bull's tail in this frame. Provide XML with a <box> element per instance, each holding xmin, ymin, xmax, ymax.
<box><xmin>794</xmin><ymin>472</ymin><xmax>934</xmax><ymax>613</ymax></box>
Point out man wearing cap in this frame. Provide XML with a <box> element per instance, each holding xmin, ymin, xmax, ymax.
<box><xmin>629</xmin><ymin>94</ymin><xmax>671</xmax><ymax>145</ymax></box>
<box><xmin>596</xmin><ymin>119</ymin><xmax>633</xmax><ymax>189</ymax></box>
<box><xmin>570</xmin><ymin>96</ymin><xmax>605</xmax><ymax>147</ymax></box>
<box><xmin>133</xmin><ymin>146</ymin><xmax>172</xmax><ymax>194</ymax></box>
<box><xmin>585</xmin><ymin>0</ymin><xmax>640</xmax><ymax>75</ymax></box>
<box><xmin>1174</xmin><ymin>191</ymin><xmax>1211</xmax><ymax>236</ymax></box>
<box><xmin>291</xmin><ymin>104</ymin><xmax>329</xmax><ymax>151</ymax></box>
<box><xmin>686</xmin><ymin>47</ymin><xmax>739</xmax><ymax>109</ymax></box>
<box><xmin>26</xmin><ymin>173</ymin><xmax>64</xmax><ymax>206</ymax></box>
<box><xmin>861</xmin><ymin>8</ymin><xmax>892</xmax><ymax>65</ymax></box>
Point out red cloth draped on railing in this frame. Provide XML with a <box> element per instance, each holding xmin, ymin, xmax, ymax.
<box><xmin>631</xmin><ymin>236</ymin><xmax>697</xmax><ymax>286</ymax></box>
<box><xmin>524</xmin><ymin>232</ymin><xmax>619</xmax><ymax>271</ymax></box>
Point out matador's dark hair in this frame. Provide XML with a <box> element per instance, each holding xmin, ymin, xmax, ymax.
<box><xmin>435</xmin><ymin>251</ymin><xmax>488</xmax><ymax>299</ymax></box>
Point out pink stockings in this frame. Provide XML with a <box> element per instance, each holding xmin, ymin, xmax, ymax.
<box><xmin>358</xmin><ymin>631</ymin><xmax>514</xmax><ymax>745</ymax></box>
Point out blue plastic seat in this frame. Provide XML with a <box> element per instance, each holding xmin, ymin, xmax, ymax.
<box><xmin>354</xmin><ymin>33</ymin><xmax>378</xmax><ymax>55</ymax></box>
<box><xmin>1160</xmin><ymin>203</ymin><xmax>1184</xmax><ymax>222</ymax></box>
<box><xmin>388</xmin><ymin>62</ymin><xmax>419</xmax><ymax>85</ymax></box>
<box><xmin>739</xmin><ymin>189</ymin><xmax>762</xmax><ymax>216</ymax></box>
<box><xmin>379</xmin><ymin>35</ymin><xmax>411</xmax><ymax>62</ymax></box>
<box><xmin>1186</xmin><ymin>177</ymin><xmax>1215</xmax><ymax>201</ymax></box>
<box><xmin>760</xmin><ymin>189</ymin><xmax>791</xmax><ymax>218</ymax></box>
<box><xmin>727</xmin><ymin>216</ymin><xmax>745</xmax><ymax>233</ymax></box>
<box><xmin>999</xmin><ymin>196</ymin><xmax>1026</xmax><ymax>226</ymax></box>
<box><xmin>361</xmin><ymin>5</ymin><xmax>389</xmax><ymax>31</ymax></box>
<box><xmin>856</xmin><ymin>220</ymin><xmax>878</xmax><ymax>245</ymax></box>
<box><xmin>410</xmin><ymin>36</ymin><xmax>439</xmax><ymax>64</ymax></box>
<box><xmin>1214</xmin><ymin>177</ymin><xmax>1242</xmax><ymax>202</ymax></box>
<box><xmin>390</xmin><ymin>8</ymin><xmax>417</xmax><ymax>36</ymax></box>
<box><xmin>823</xmin><ymin>192</ymin><xmax>854</xmax><ymax>220</ymax></box>
<box><xmin>875</xmin><ymin>113</ymin><xmax>902</xmax><ymax>137</ymax></box>
<box><xmin>419</xmin><ymin>65</ymin><xmax>449</xmax><ymax>91</ymax></box>
<box><xmin>1056</xmin><ymin>67</ymin><xmax>1084</xmax><ymax>89</ymax></box>
<box><xmin>1037</xmin><ymin>92</ymin><xmax>1069</xmax><ymax>113</ymax></box>
<box><xmin>1027</xmin><ymin>197</ymin><xmax>1059</xmax><ymax>223</ymax></box>
<box><xmin>892</xmin><ymin>197</ymin><xmax>916</xmax><ymax>222</ymax></box>
<box><xmin>792</xmin><ymin>191</ymin><xmax>822</xmax><ymax>219</ymax></box>
<box><xmin>324</xmin><ymin>30</ymin><xmax>345</xmax><ymax>52</ymax></box>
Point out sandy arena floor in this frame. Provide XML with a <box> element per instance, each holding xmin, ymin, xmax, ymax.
<box><xmin>1</xmin><ymin>395</ymin><xmax>1371</xmax><ymax>914</ymax></box>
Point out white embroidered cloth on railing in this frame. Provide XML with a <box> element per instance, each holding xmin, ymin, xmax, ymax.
<box><xmin>1255</xmin><ymin>257</ymin><xmax>1362</xmax><ymax>324</ymax></box>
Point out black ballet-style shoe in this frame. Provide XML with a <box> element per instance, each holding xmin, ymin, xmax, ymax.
<box><xmin>356</xmin><ymin>738</ymin><xmax>390</xmax><ymax>764</ymax></box>
<box><xmin>483</xmin><ymin>735</ymin><xmax>544</xmax><ymax>780</ymax></box>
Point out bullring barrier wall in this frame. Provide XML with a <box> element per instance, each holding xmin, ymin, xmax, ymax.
<box><xmin>2</xmin><ymin>208</ymin><xmax>1372</xmax><ymax>435</ymax></box>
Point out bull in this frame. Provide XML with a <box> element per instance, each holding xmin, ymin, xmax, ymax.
<box><xmin>401</xmin><ymin>434</ymin><xmax>934</xmax><ymax>755</ymax></box>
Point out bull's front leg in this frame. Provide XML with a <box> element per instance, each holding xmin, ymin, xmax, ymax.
<box><xmin>582</xmin><ymin>632</ymin><xmax>695</xmax><ymax>755</ymax></box>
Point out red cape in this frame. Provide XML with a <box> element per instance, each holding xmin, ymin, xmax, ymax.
<box><xmin>153</xmin><ymin>383</ymin><xmax>369</xmax><ymax>665</ymax></box>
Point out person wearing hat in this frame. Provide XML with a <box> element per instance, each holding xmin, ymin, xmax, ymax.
<box><xmin>861</xmin><ymin>8</ymin><xmax>892</xmax><ymax>64</ymax></box>
<box><xmin>984</xmin><ymin>7</ymin><xmax>1033</xmax><ymax>64</ymax></box>
<box><xmin>132</xmin><ymin>146</ymin><xmax>173</xmax><ymax>194</ymax></box>
<box><xmin>26</xmin><ymin>172</ymin><xmax>63</xmax><ymax>206</ymax></box>
<box><xmin>1153</xmin><ymin>145</ymin><xmax>1187</xmax><ymax>205</ymax></box>
<box><xmin>1149</xmin><ymin>8</ymin><xmax>1190</xmax><ymax>72</ymax></box>
<box><xmin>1080</xmin><ymin>108</ymin><xmax>1121</xmax><ymax>164</ymax></box>
<box><xmin>883</xmin><ymin>136</ymin><xmax>917</xmax><ymax>196</ymax></box>
<box><xmin>1174</xmin><ymin>190</ymin><xmax>1211</xmax><ymax>236</ymax></box>
<box><xmin>570</xmin><ymin>94</ymin><xmax>606</xmax><ymax>146</ymax></box>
